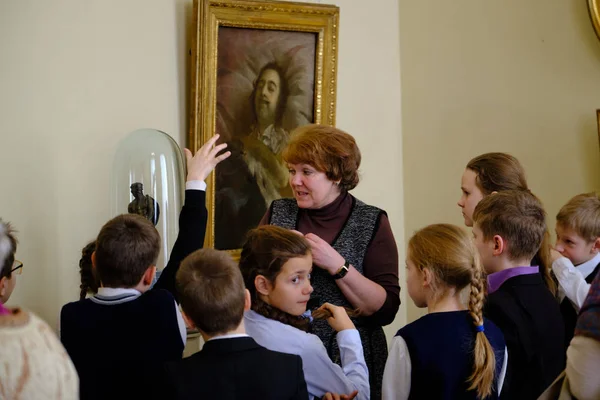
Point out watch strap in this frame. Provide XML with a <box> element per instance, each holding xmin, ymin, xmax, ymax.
<box><xmin>333</xmin><ymin>260</ymin><xmax>350</xmax><ymax>280</ymax></box>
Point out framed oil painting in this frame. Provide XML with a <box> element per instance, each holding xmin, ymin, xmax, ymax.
<box><xmin>189</xmin><ymin>0</ymin><xmax>339</xmax><ymax>254</ymax></box>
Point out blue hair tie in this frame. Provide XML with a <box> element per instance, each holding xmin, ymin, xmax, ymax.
<box><xmin>475</xmin><ymin>324</ymin><xmax>485</xmax><ymax>333</ymax></box>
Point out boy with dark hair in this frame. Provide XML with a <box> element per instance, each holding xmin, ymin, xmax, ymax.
<box><xmin>472</xmin><ymin>190</ymin><xmax>565</xmax><ymax>400</ymax></box>
<box><xmin>551</xmin><ymin>192</ymin><xmax>600</xmax><ymax>347</ymax></box>
<box><xmin>60</xmin><ymin>135</ymin><xmax>230</xmax><ymax>400</ymax></box>
<box><xmin>163</xmin><ymin>248</ymin><xmax>309</xmax><ymax>400</ymax></box>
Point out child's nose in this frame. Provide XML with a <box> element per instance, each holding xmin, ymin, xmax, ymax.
<box><xmin>555</xmin><ymin>243</ymin><xmax>565</xmax><ymax>252</ymax></box>
<box><xmin>303</xmin><ymin>283</ymin><xmax>313</xmax><ymax>295</ymax></box>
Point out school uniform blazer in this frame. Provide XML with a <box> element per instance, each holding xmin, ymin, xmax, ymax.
<box><xmin>163</xmin><ymin>336</ymin><xmax>309</xmax><ymax>400</ymax></box>
<box><xmin>484</xmin><ymin>273</ymin><xmax>565</xmax><ymax>400</ymax></box>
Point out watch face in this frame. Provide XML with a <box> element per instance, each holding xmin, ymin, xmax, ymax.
<box><xmin>335</xmin><ymin>265</ymin><xmax>349</xmax><ymax>279</ymax></box>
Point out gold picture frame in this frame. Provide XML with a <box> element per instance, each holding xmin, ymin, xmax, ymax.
<box><xmin>597</xmin><ymin>109</ymin><xmax>600</xmax><ymax>149</ymax></box>
<box><xmin>588</xmin><ymin>0</ymin><xmax>600</xmax><ymax>41</ymax></box>
<box><xmin>188</xmin><ymin>0</ymin><xmax>339</xmax><ymax>256</ymax></box>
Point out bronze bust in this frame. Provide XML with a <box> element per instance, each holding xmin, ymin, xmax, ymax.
<box><xmin>127</xmin><ymin>182</ymin><xmax>160</xmax><ymax>225</ymax></box>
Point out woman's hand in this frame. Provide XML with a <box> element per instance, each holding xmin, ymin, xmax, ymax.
<box><xmin>304</xmin><ymin>233</ymin><xmax>345</xmax><ymax>275</ymax></box>
<box><xmin>318</xmin><ymin>303</ymin><xmax>355</xmax><ymax>332</ymax></box>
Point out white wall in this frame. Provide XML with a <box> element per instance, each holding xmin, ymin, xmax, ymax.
<box><xmin>0</xmin><ymin>0</ymin><xmax>406</xmax><ymax>337</ymax></box>
<box><xmin>400</xmin><ymin>0</ymin><xmax>600</xmax><ymax>322</ymax></box>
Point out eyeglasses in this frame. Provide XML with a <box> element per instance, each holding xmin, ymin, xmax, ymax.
<box><xmin>10</xmin><ymin>260</ymin><xmax>23</xmax><ymax>275</ymax></box>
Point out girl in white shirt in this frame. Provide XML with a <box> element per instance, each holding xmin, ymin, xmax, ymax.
<box><xmin>240</xmin><ymin>225</ymin><xmax>369</xmax><ymax>400</ymax></box>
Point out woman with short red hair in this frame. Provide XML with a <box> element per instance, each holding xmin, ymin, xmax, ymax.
<box><xmin>260</xmin><ymin>124</ymin><xmax>400</xmax><ymax>399</ymax></box>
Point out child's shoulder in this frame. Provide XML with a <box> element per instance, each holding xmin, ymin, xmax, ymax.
<box><xmin>244</xmin><ymin>310</ymin><xmax>318</xmax><ymax>348</ymax></box>
<box><xmin>397</xmin><ymin>311</ymin><xmax>469</xmax><ymax>337</ymax></box>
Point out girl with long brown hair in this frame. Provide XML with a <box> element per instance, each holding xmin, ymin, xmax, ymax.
<box><xmin>382</xmin><ymin>224</ymin><xmax>507</xmax><ymax>399</ymax></box>
<box><xmin>241</xmin><ymin>225</ymin><xmax>369</xmax><ymax>400</ymax></box>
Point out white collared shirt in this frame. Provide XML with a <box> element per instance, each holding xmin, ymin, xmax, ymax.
<box><xmin>244</xmin><ymin>310</ymin><xmax>369</xmax><ymax>400</ymax></box>
<box><xmin>553</xmin><ymin>252</ymin><xmax>600</xmax><ymax>312</ymax></box>
<box><xmin>207</xmin><ymin>333</ymin><xmax>250</xmax><ymax>342</ymax></box>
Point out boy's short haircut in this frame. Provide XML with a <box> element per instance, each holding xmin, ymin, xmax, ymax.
<box><xmin>473</xmin><ymin>190</ymin><xmax>546</xmax><ymax>261</ymax></box>
<box><xmin>176</xmin><ymin>248</ymin><xmax>245</xmax><ymax>335</ymax></box>
<box><xmin>556</xmin><ymin>192</ymin><xmax>600</xmax><ymax>242</ymax></box>
<box><xmin>94</xmin><ymin>214</ymin><xmax>160</xmax><ymax>288</ymax></box>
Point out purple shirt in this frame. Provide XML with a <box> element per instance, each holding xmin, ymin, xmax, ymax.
<box><xmin>487</xmin><ymin>266</ymin><xmax>539</xmax><ymax>294</ymax></box>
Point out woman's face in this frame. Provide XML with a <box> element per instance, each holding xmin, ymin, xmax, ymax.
<box><xmin>457</xmin><ymin>169</ymin><xmax>485</xmax><ymax>227</ymax></box>
<box><xmin>259</xmin><ymin>254</ymin><xmax>314</xmax><ymax>316</ymax></box>
<box><xmin>288</xmin><ymin>163</ymin><xmax>341</xmax><ymax>209</ymax></box>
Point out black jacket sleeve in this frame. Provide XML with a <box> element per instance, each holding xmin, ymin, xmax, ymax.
<box><xmin>153</xmin><ymin>189</ymin><xmax>207</xmax><ymax>302</ymax></box>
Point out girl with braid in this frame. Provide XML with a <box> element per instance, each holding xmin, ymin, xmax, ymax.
<box><xmin>241</xmin><ymin>225</ymin><xmax>369</xmax><ymax>400</ymax></box>
<box><xmin>382</xmin><ymin>224</ymin><xmax>507</xmax><ymax>400</ymax></box>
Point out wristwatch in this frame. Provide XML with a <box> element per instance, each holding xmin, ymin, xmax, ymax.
<box><xmin>333</xmin><ymin>260</ymin><xmax>350</xmax><ymax>280</ymax></box>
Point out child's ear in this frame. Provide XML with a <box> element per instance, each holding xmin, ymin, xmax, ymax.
<box><xmin>254</xmin><ymin>275</ymin><xmax>271</xmax><ymax>296</ymax></box>
<box><xmin>592</xmin><ymin>237</ymin><xmax>600</xmax><ymax>254</ymax></box>
<box><xmin>91</xmin><ymin>252</ymin><xmax>103</xmax><ymax>287</ymax></box>
<box><xmin>492</xmin><ymin>235</ymin><xmax>505</xmax><ymax>256</ymax></box>
<box><xmin>142</xmin><ymin>266</ymin><xmax>156</xmax><ymax>286</ymax></box>
<box><xmin>421</xmin><ymin>267</ymin><xmax>433</xmax><ymax>288</ymax></box>
<box><xmin>243</xmin><ymin>289</ymin><xmax>251</xmax><ymax>311</ymax></box>
<box><xmin>180</xmin><ymin>309</ymin><xmax>196</xmax><ymax>329</ymax></box>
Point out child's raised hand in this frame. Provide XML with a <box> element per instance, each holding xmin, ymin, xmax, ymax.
<box><xmin>322</xmin><ymin>390</ymin><xmax>359</xmax><ymax>400</ymax></box>
<box><xmin>318</xmin><ymin>302</ymin><xmax>355</xmax><ymax>332</ymax></box>
<box><xmin>184</xmin><ymin>134</ymin><xmax>231</xmax><ymax>182</ymax></box>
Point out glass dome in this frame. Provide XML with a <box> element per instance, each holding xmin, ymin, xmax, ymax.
<box><xmin>110</xmin><ymin>129</ymin><xmax>185</xmax><ymax>272</ymax></box>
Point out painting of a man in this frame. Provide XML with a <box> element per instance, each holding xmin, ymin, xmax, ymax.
<box><xmin>213</xmin><ymin>27</ymin><xmax>317</xmax><ymax>250</ymax></box>
<box><xmin>242</xmin><ymin>62</ymin><xmax>292</xmax><ymax>207</ymax></box>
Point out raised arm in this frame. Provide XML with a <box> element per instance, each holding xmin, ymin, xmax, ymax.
<box><xmin>153</xmin><ymin>135</ymin><xmax>230</xmax><ymax>300</ymax></box>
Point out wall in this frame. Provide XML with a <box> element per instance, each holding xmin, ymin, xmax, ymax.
<box><xmin>400</xmin><ymin>0</ymin><xmax>600</xmax><ymax>322</ymax></box>
<box><xmin>0</xmin><ymin>0</ymin><xmax>406</xmax><ymax>338</ymax></box>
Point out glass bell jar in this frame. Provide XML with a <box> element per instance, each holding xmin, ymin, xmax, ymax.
<box><xmin>110</xmin><ymin>129</ymin><xmax>185</xmax><ymax>273</ymax></box>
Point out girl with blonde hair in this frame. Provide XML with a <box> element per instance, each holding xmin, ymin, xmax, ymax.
<box><xmin>382</xmin><ymin>224</ymin><xmax>507</xmax><ymax>399</ymax></box>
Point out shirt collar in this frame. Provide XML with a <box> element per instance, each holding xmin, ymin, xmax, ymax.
<box><xmin>576</xmin><ymin>252</ymin><xmax>600</xmax><ymax>279</ymax></box>
<box><xmin>97</xmin><ymin>287</ymin><xmax>141</xmax><ymax>297</ymax></box>
<box><xmin>487</xmin><ymin>266</ymin><xmax>539</xmax><ymax>293</ymax></box>
<box><xmin>207</xmin><ymin>333</ymin><xmax>249</xmax><ymax>342</ymax></box>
